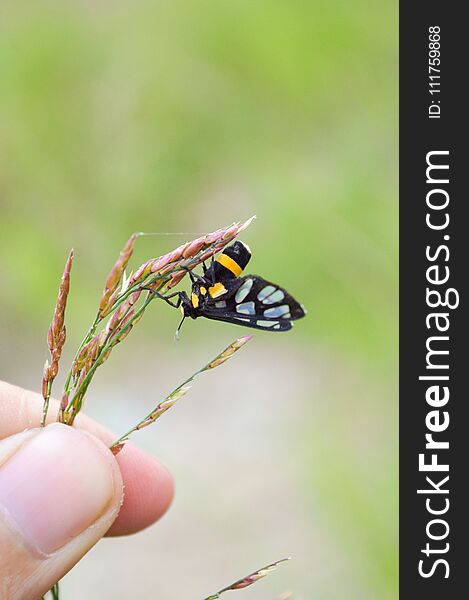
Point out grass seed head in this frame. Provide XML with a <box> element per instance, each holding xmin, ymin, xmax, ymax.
<box><xmin>41</xmin><ymin>249</ymin><xmax>73</xmax><ymax>417</ymax></box>
<box><xmin>129</xmin><ymin>218</ymin><xmax>254</xmax><ymax>291</ymax></box>
<box><xmin>206</xmin><ymin>558</ymin><xmax>290</xmax><ymax>599</ymax></box>
<box><xmin>206</xmin><ymin>336</ymin><xmax>252</xmax><ymax>369</ymax></box>
<box><xmin>47</xmin><ymin>250</ymin><xmax>73</xmax><ymax>350</ymax></box>
<box><xmin>99</xmin><ymin>233</ymin><xmax>137</xmax><ymax>317</ymax></box>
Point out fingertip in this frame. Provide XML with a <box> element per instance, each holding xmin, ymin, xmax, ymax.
<box><xmin>106</xmin><ymin>443</ymin><xmax>174</xmax><ymax>536</ymax></box>
<box><xmin>0</xmin><ymin>424</ymin><xmax>124</xmax><ymax>597</ymax></box>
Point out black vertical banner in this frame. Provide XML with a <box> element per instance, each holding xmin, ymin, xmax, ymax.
<box><xmin>400</xmin><ymin>3</ymin><xmax>466</xmax><ymax>598</ymax></box>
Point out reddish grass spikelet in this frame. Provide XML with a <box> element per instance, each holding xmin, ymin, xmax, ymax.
<box><xmin>101</xmin><ymin>289</ymin><xmax>120</xmax><ymax>316</ymax></box>
<box><xmin>47</xmin><ymin>250</ymin><xmax>73</xmax><ymax>360</ymax></box>
<box><xmin>167</xmin><ymin>270</ymin><xmax>186</xmax><ymax>289</ymax></box>
<box><xmin>41</xmin><ymin>250</ymin><xmax>73</xmax><ymax>426</ymax></box>
<box><xmin>223</xmin><ymin>224</ymin><xmax>240</xmax><ymax>239</ymax></box>
<box><xmin>129</xmin><ymin>218</ymin><xmax>253</xmax><ymax>289</ymax></box>
<box><xmin>205</xmin><ymin>229</ymin><xmax>224</xmax><ymax>244</ymax></box>
<box><xmin>167</xmin><ymin>243</ymin><xmax>189</xmax><ymax>262</ymax></box>
<box><xmin>128</xmin><ymin>290</ymin><xmax>141</xmax><ymax>305</ymax></box>
<box><xmin>60</xmin><ymin>393</ymin><xmax>69</xmax><ymax>410</ymax></box>
<box><xmin>150</xmin><ymin>256</ymin><xmax>171</xmax><ymax>273</ymax></box>
<box><xmin>129</xmin><ymin>309</ymin><xmax>145</xmax><ymax>328</ymax></box>
<box><xmin>76</xmin><ymin>367</ymin><xmax>87</xmax><ymax>389</ymax></box>
<box><xmin>105</xmin><ymin>305</ymin><xmax>145</xmax><ymax>351</ymax></box>
<box><xmin>88</xmin><ymin>334</ymin><xmax>102</xmax><ymax>362</ymax></box>
<box><xmin>105</xmin><ymin>304</ymin><xmax>125</xmax><ymax>334</ymax></box>
<box><xmin>73</xmin><ymin>332</ymin><xmax>103</xmax><ymax>373</ymax></box>
<box><xmin>203</xmin><ymin>558</ymin><xmax>290</xmax><ymax>599</ymax></box>
<box><xmin>105</xmin><ymin>294</ymin><xmax>136</xmax><ymax>336</ymax></box>
<box><xmin>183</xmin><ymin>238</ymin><xmax>205</xmax><ymax>257</ymax></box>
<box><xmin>41</xmin><ymin>362</ymin><xmax>50</xmax><ymax>400</ymax></box>
<box><xmin>113</xmin><ymin>309</ymin><xmax>136</xmax><ymax>340</ymax></box>
<box><xmin>133</xmin><ymin>259</ymin><xmax>153</xmax><ymax>280</ymax></box>
<box><xmin>198</xmin><ymin>249</ymin><xmax>216</xmax><ymax>263</ymax></box>
<box><xmin>207</xmin><ymin>336</ymin><xmax>252</xmax><ymax>369</ymax></box>
<box><xmin>58</xmin><ymin>393</ymin><xmax>69</xmax><ymax>423</ymax></box>
<box><xmin>98</xmin><ymin>346</ymin><xmax>112</xmax><ymax>366</ymax></box>
<box><xmin>110</xmin><ymin>443</ymin><xmax>125</xmax><ymax>456</ymax></box>
<box><xmin>99</xmin><ymin>233</ymin><xmax>137</xmax><ymax>317</ymax></box>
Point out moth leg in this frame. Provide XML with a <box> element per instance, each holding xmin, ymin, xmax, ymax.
<box><xmin>142</xmin><ymin>288</ymin><xmax>182</xmax><ymax>309</ymax></box>
<box><xmin>200</xmin><ymin>254</ymin><xmax>217</xmax><ymax>284</ymax></box>
<box><xmin>181</xmin><ymin>267</ymin><xmax>209</xmax><ymax>285</ymax></box>
<box><xmin>208</xmin><ymin>254</ymin><xmax>216</xmax><ymax>285</ymax></box>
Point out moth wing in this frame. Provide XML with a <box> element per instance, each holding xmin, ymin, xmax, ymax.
<box><xmin>228</xmin><ymin>275</ymin><xmax>306</xmax><ymax>321</ymax></box>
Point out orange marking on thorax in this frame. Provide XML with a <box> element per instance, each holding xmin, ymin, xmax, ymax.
<box><xmin>208</xmin><ymin>282</ymin><xmax>227</xmax><ymax>298</ymax></box>
<box><xmin>216</xmin><ymin>253</ymin><xmax>242</xmax><ymax>277</ymax></box>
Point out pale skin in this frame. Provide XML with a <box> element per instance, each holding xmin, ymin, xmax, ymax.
<box><xmin>0</xmin><ymin>380</ymin><xmax>174</xmax><ymax>600</ymax></box>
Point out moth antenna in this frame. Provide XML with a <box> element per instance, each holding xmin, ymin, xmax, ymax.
<box><xmin>136</xmin><ymin>231</ymin><xmax>205</xmax><ymax>236</ymax></box>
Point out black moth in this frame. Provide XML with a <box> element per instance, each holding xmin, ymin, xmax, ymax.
<box><xmin>156</xmin><ymin>241</ymin><xmax>306</xmax><ymax>334</ymax></box>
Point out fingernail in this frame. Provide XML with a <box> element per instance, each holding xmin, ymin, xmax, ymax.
<box><xmin>0</xmin><ymin>424</ymin><xmax>117</xmax><ymax>554</ymax></box>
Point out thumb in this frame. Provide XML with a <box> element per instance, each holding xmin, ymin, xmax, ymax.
<box><xmin>0</xmin><ymin>423</ymin><xmax>123</xmax><ymax>600</ymax></box>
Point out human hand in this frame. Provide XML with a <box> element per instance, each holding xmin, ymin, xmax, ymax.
<box><xmin>0</xmin><ymin>381</ymin><xmax>174</xmax><ymax>600</ymax></box>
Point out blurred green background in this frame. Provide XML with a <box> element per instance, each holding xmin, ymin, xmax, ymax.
<box><xmin>0</xmin><ymin>1</ymin><xmax>397</xmax><ymax>598</ymax></box>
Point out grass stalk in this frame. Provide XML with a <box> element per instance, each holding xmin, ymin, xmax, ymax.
<box><xmin>110</xmin><ymin>336</ymin><xmax>252</xmax><ymax>451</ymax></box>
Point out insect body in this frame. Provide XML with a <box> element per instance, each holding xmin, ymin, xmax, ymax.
<box><xmin>159</xmin><ymin>241</ymin><xmax>306</xmax><ymax>334</ymax></box>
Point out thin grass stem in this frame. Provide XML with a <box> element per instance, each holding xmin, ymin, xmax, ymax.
<box><xmin>110</xmin><ymin>336</ymin><xmax>252</xmax><ymax>451</ymax></box>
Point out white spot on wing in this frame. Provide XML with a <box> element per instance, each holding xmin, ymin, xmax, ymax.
<box><xmin>262</xmin><ymin>289</ymin><xmax>285</xmax><ymax>305</ymax></box>
<box><xmin>257</xmin><ymin>285</ymin><xmax>276</xmax><ymax>302</ymax></box>
<box><xmin>264</xmin><ymin>305</ymin><xmax>291</xmax><ymax>318</ymax></box>
<box><xmin>215</xmin><ymin>301</ymin><xmax>227</xmax><ymax>308</ymax></box>
<box><xmin>256</xmin><ymin>320</ymin><xmax>279</xmax><ymax>328</ymax></box>
<box><xmin>236</xmin><ymin>301</ymin><xmax>255</xmax><ymax>315</ymax></box>
<box><xmin>235</xmin><ymin>278</ymin><xmax>254</xmax><ymax>303</ymax></box>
